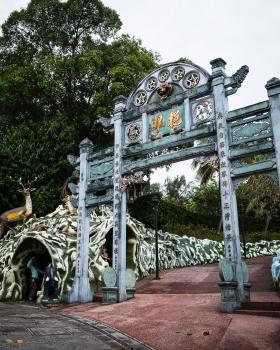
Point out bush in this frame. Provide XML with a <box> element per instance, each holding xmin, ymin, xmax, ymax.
<box><xmin>163</xmin><ymin>223</ymin><xmax>223</xmax><ymax>241</ymax></box>
<box><xmin>163</xmin><ymin>224</ymin><xmax>280</xmax><ymax>243</ymax></box>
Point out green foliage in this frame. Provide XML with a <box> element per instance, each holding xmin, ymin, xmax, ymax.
<box><xmin>130</xmin><ymin>178</ymin><xmax>279</xmax><ymax>238</ymax></box>
<box><xmin>237</xmin><ymin>175</ymin><xmax>280</xmax><ymax>232</ymax></box>
<box><xmin>128</xmin><ymin>193</ymin><xmax>160</xmax><ymax>229</ymax></box>
<box><xmin>163</xmin><ymin>223</ymin><xmax>280</xmax><ymax>243</ymax></box>
<box><xmin>242</xmin><ymin>231</ymin><xmax>280</xmax><ymax>243</ymax></box>
<box><xmin>164</xmin><ymin>175</ymin><xmax>189</xmax><ymax>204</ymax></box>
<box><xmin>163</xmin><ymin>223</ymin><xmax>223</xmax><ymax>241</ymax></box>
<box><xmin>129</xmin><ymin>194</ymin><xmax>221</xmax><ymax>231</ymax></box>
<box><xmin>0</xmin><ymin>0</ymin><xmax>158</xmax><ymax>215</ymax></box>
<box><xmin>149</xmin><ymin>182</ymin><xmax>161</xmax><ymax>193</ymax></box>
<box><xmin>0</xmin><ymin>116</ymin><xmax>75</xmax><ymax>216</ymax></box>
<box><xmin>186</xmin><ymin>181</ymin><xmax>221</xmax><ymax>217</ymax></box>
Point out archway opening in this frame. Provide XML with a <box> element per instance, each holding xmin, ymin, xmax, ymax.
<box><xmin>126</xmin><ymin>227</ymin><xmax>137</xmax><ymax>271</ymax></box>
<box><xmin>103</xmin><ymin>229</ymin><xmax>113</xmax><ymax>266</ymax></box>
<box><xmin>12</xmin><ymin>238</ymin><xmax>52</xmax><ymax>300</ymax></box>
<box><xmin>103</xmin><ymin>227</ymin><xmax>137</xmax><ymax>270</ymax></box>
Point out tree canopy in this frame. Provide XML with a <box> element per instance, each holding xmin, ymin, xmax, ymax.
<box><xmin>0</xmin><ymin>0</ymin><xmax>158</xmax><ymax>215</ymax></box>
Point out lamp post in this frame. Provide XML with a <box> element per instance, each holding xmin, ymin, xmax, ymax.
<box><xmin>152</xmin><ymin>193</ymin><xmax>161</xmax><ymax>280</ymax></box>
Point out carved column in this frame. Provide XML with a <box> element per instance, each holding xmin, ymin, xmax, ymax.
<box><xmin>68</xmin><ymin>138</ymin><xmax>93</xmax><ymax>303</ymax></box>
<box><xmin>211</xmin><ymin>58</ymin><xmax>244</xmax><ymax>304</ymax></box>
<box><xmin>266</xmin><ymin>78</ymin><xmax>280</xmax><ymax>186</ymax></box>
<box><xmin>112</xmin><ymin>96</ymin><xmax>127</xmax><ymax>302</ymax></box>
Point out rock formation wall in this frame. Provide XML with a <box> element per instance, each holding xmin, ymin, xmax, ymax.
<box><xmin>0</xmin><ymin>204</ymin><xmax>279</xmax><ymax>301</ymax></box>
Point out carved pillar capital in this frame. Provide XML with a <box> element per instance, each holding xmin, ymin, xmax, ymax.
<box><xmin>79</xmin><ymin>138</ymin><xmax>94</xmax><ymax>154</ymax></box>
<box><xmin>210</xmin><ymin>58</ymin><xmax>227</xmax><ymax>79</ymax></box>
<box><xmin>265</xmin><ymin>77</ymin><xmax>280</xmax><ymax>97</ymax></box>
<box><xmin>113</xmin><ymin>95</ymin><xmax>127</xmax><ymax>114</ymax></box>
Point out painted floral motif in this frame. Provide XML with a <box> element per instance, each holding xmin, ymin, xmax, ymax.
<box><xmin>173</xmin><ymin>67</ymin><xmax>185</xmax><ymax>81</ymax></box>
<box><xmin>159</xmin><ymin>69</ymin><xmax>170</xmax><ymax>82</ymax></box>
<box><xmin>146</xmin><ymin>77</ymin><xmax>158</xmax><ymax>91</ymax></box>
<box><xmin>126</xmin><ymin>122</ymin><xmax>142</xmax><ymax>142</ymax></box>
<box><xmin>184</xmin><ymin>72</ymin><xmax>200</xmax><ymax>88</ymax></box>
<box><xmin>194</xmin><ymin>100</ymin><xmax>213</xmax><ymax>122</ymax></box>
<box><xmin>134</xmin><ymin>91</ymin><xmax>147</xmax><ymax>106</ymax></box>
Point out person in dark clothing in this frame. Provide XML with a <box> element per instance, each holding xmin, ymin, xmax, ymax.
<box><xmin>43</xmin><ymin>264</ymin><xmax>59</xmax><ymax>301</ymax></box>
<box><xmin>27</xmin><ymin>257</ymin><xmax>44</xmax><ymax>301</ymax></box>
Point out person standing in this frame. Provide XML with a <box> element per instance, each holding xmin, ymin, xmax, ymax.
<box><xmin>43</xmin><ymin>264</ymin><xmax>59</xmax><ymax>301</ymax></box>
<box><xmin>27</xmin><ymin>257</ymin><xmax>43</xmax><ymax>301</ymax></box>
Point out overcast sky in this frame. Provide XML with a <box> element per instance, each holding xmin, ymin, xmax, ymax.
<box><xmin>1</xmin><ymin>0</ymin><xmax>279</xmax><ymax>186</ymax></box>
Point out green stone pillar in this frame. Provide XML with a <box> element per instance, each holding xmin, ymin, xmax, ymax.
<box><xmin>266</xmin><ymin>77</ymin><xmax>280</xmax><ymax>186</ymax></box>
<box><xmin>211</xmin><ymin>58</ymin><xmax>244</xmax><ymax>308</ymax></box>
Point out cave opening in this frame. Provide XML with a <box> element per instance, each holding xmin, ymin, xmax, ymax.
<box><xmin>12</xmin><ymin>238</ymin><xmax>52</xmax><ymax>300</ymax></box>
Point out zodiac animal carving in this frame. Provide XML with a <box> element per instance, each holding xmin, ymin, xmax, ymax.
<box><xmin>0</xmin><ymin>177</ymin><xmax>38</xmax><ymax>238</ymax></box>
<box><xmin>157</xmin><ymin>83</ymin><xmax>172</xmax><ymax>100</ymax></box>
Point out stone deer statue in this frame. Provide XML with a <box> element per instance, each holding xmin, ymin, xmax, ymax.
<box><xmin>0</xmin><ymin>177</ymin><xmax>38</xmax><ymax>238</ymax></box>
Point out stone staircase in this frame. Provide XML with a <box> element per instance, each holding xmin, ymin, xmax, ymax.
<box><xmin>235</xmin><ymin>301</ymin><xmax>280</xmax><ymax>318</ymax></box>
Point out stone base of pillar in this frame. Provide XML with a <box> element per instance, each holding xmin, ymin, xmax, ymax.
<box><xmin>126</xmin><ymin>288</ymin><xmax>136</xmax><ymax>300</ymax></box>
<box><xmin>218</xmin><ymin>281</ymin><xmax>241</xmax><ymax>313</ymax></box>
<box><xmin>102</xmin><ymin>287</ymin><xmax>118</xmax><ymax>304</ymax></box>
<box><xmin>244</xmin><ymin>282</ymin><xmax>251</xmax><ymax>302</ymax></box>
<box><xmin>67</xmin><ymin>276</ymin><xmax>93</xmax><ymax>303</ymax></box>
<box><xmin>102</xmin><ymin>287</ymin><xmax>135</xmax><ymax>304</ymax></box>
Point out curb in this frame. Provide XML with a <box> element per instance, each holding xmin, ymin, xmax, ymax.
<box><xmin>57</xmin><ymin>312</ymin><xmax>155</xmax><ymax>350</ymax></box>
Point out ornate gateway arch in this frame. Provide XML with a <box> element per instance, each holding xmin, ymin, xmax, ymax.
<box><xmin>68</xmin><ymin>58</ymin><xmax>280</xmax><ymax>310</ymax></box>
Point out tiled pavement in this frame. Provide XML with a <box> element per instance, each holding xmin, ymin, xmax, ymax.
<box><xmin>0</xmin><ymin>302</ymin><xmax>153</xmax><ymax>350</ymax></box>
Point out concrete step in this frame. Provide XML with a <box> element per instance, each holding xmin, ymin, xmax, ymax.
<box><xmin>235</xmin><ymin>301</ymin><xmax>280</xmax><ymax>318</ymax></box>
<box><xmin>235</xmin><ymin>309</ymin><xmax>280</xmax><ymax>318</ymax></box>
<box><xmin>241</xmin><ymin>301</ymin><xmax>280</xmax><ymax>311</ymax></box>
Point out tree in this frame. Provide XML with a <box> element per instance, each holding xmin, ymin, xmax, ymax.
<box><xmin>240</xmin><ymin>175</ymin><xmax>280</xmax><ymax>232</ymax></box>
<box><xmin>0</xmin><ymin>0</ymin><xmax>158</xmax><ymax>215</ymax></box>
<box><xmin>191</xmin><ymin>153</ymin><xmax>219</xmax><ymax>185</ymax></box>
<box><xmin>0</xmin><ymin>0</ymin><xmax>158</xmax><ymax>142</ymax></box>
<box><xmin>186</xmin><ymin>181</ymin><xmax>221</xmax><ymax>218</ymax></box>
<box><xmin>163</xmin><ymin>175</ymin><xmax>189</xmax><ymax>204</ymax></box>
<box><xmin>0</xmin><ymin>117</ymin><xmax>75</xmax><ymax>216</ymax></box>
<box><xmin>149</xmin><ymin>183</ymin><xmax>161</xmax><ymax>193</ymax></box>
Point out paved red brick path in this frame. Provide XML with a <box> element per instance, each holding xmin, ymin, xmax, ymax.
<box><xmin>54</xmin><ymin>256</ymin><xmax>280</xmax><ymax>350</ymax></box>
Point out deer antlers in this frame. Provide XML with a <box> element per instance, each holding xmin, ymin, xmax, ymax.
<box><xmin>9</xmin><ymin>176</ymin><xmax>39</xmax><ymax>191</ymax></box>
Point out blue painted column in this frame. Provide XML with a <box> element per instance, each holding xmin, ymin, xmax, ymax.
<box><xmin>266</xmin><ymin>78</ymin><xmax>280</xmax><ymax>185</ymax></box>
<box><xmin>68</xmin><ymin>138</ymin><xmax>94</xmax><ymax>303</ymax></box>
<box><xmin>112</xmin><ymin>96</ymin><xmax>127</xmax><ymax>302</ymax></box>
<box><xmin>211</xmin><ymin>58</ymin><xmax>244</xmax><ymax>304</ymax></box>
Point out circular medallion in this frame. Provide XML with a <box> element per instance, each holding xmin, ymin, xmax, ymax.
<box><xmin>134</xmin><ymin>90</ymin><xmax>147</xmax><ymax>106</ymax></box>
<box><xmin>242</xmin><ymin>261</ymin><xmax>249</xmax><ymax>283</ymax></box>
<box><xmin>126</xmin><ymin>268</ymin><xmax>136</xmax><ymax>288</ymax></box>
<box><xmin>146</xmin><ymin>77</ymin><xmax>158</xmax><ymax>91</ymax></box>
<box><xmin>193</xmin><ymin>100</ymin><xmax>213</xmax><ymax>122</ymax></box>
<box><xmin>102</xmin><ymin>267</ymin><xmax>117</xmax><ymax>287</ymax></box>
<box><xmin>126</xmin><ymin>122</ymin><xmax>142</xmax><ymax>142</ymax></box>
<box><xmin>184</xmin><ymin>71</ymin><xmax>200</xmax><ymax>88</ymax></box>
<box><xmin>218</xmin><ymin>258</ymin><xmax>234</xmax><ymax>282</ymax></box>
<box><xmin>172</xmin><ymin>67</ymin><xmax>185</xmax><ymax>81</ymax></box>
<box><xmin>159</xmin><ymin>69</ymin><xmax>170</xmax><ymax>83</ymax></box>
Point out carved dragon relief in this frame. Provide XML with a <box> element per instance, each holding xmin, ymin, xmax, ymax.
<box><xmin>230</xmin><ymin>65</ymin><xmax>249</xmax><ymax>88</ymax></box>
<box><xmin>225</xmin><ymin>65</ymin><xmax>249</xmax><ymax>95</ymax></box>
